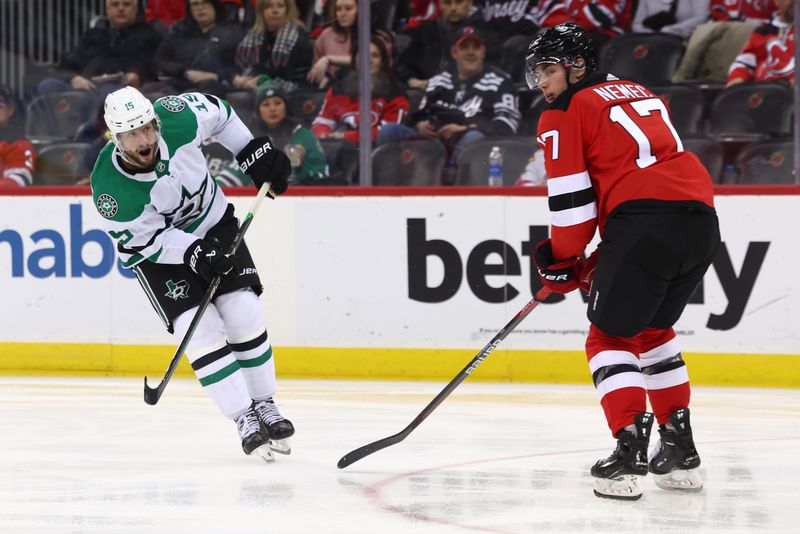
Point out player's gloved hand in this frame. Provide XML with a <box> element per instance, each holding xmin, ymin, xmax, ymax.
<box><xmin>235</xmin><ymin>136</ymin><xmax>291</xmax><ymax>196</ymax></box>
<box><xmin>184</xmin><ymin>238</ymin><xmax>234</xmax><ymax>283</ymax></box>
<box><xmin>534</xmin><ymin>239</ymin><xmax>588</xmax><ymax>295</ymax></box>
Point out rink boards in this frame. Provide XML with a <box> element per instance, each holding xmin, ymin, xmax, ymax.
<box><xmin>0</xmin><ymin>187</ymin><xmax>798</xmax><ymax>387</ymax></box>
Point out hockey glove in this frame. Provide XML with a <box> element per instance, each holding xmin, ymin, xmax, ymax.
<box><xmin>534</xmin><ymin>239</ymin><xmax>592</xmax><ymax>295</ymax></box>
<box><xmin>184</xmin><ymin>238</ymin><xmax>234</xmax><ymax>283</ymax></box>
<box><xmin>235</xmin><ymin>136</ymin><xmax>291</xmax><ymax>196</ymax></box>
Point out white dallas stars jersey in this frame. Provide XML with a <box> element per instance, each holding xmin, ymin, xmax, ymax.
<box><xmin>90</xmin><ymin>93</ymin><xmax>253</xmax><ymax>268</ymax></box>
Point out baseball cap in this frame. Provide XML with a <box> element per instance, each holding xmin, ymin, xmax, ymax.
<box><xmin>454</xmin><ymin>26</ymin><xmax>485</xmax><ymax>47</ymax></box>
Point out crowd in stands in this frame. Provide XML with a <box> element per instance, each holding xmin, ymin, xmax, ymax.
<box><xmin>0</xmin><ymin>0</ymin><xmax>795</xmax><ymax>188</ymax></box>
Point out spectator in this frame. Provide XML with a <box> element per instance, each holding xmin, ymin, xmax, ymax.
<box><xmin>145</xmin><ymin>0</ymin><xmax>188</xmax><ymax>29</ymax></box>
<box><xmin>311</xmin><ymin>35</ymin><xmax>410</xmax><ymax>144</ymax></box>
<box><xmin>403</xmin><ymin>0</ymin><xmax>440</xmax><ymax>30</ymax></box>
<box><xmin>710</xmin><ymin>0</ymin><xmax>776</xmax><ymax>23</ymax></box>
<box><xmin>379</xmin><ymin>26</ymin><xmax>520</xmax><ymax>180</ymax></box>
<box><xmin>632</xmin><ymin>0</ymin><xmax>709</xmax><ymax>39</ymax></box>
<box><xmin>396</xmin><ymin>0</ymin><xmax>492</xmax><ymax>90</ymax></box>
<box><xmin>477</xmin><ymin>0</ymin><xmax>539</xmax><ymax>35</ymax></box>
<box><xmin>673</xmin><ymin>1</ymin><xmax>776</xmax><ymax>82</ymax></box>
<box><xmin>0</xmin><ymin>85</ymin><xmax>36</xmax><ymax>188</ymax></box>
<box><xmin>533</xmin><ymin>0</ymin><xmax>634</xmax><ymax>47</ymax></box>
<box><xmin>727</xmin><ymin>0</ymin><xmax>793</xmax><ymax>86</ymax></box>
<box><xmin>218</xmin><ymin>79</ymin><xmax>327</xmax><ymax>185</ymax></box>
<box><xmin>233</xmin><ymin>0</ymin><xmax>314</xmax><ymax>91</ymax></box>
<box><xmin>36</xmin><ymin>0</ymin><xmax>163</xmax><ymax>98</ymax></box>
<box><xmin>145</xmin><ymin>0</ymin><xmax>244</xmax><ymax>97</ymax></box>
<box><xmin>308</xmin><ymin>0</ymin><xmax>358</xmax><ymax>88</ymax></box>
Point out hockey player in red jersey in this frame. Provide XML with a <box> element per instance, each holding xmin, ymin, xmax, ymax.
<box><xmin>526</xmin><ymin>23</ymin><xmax>720</xmax><ymax>500</ymax></box>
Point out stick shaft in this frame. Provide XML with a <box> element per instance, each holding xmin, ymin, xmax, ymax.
<box><xmin>337</xmin><ymin>287</ymin><xmax>552</xmax><ymax>468</ymax></box>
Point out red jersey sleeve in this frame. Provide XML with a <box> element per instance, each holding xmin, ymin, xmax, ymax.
<box><xmin>311</xmin><ymin>88</ymin><xmax>338</xmax><ymax>138</ymax></box>
<box><xmin>0</xmin><ymin>140</ymin><xmax>36</xmax><ymax>187</ymax></box>
<box><xmin>536</xmin><ymin>101</ymin><xmax>598</xmax><ymax>261</ymax></box>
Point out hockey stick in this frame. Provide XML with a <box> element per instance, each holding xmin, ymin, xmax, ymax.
<box><xmin>337</xmin><ymin>286</ymin><xmax>553</xmax><ymax>469</ymax></box>
<box><xmin>143</xmin><ymin>182</ymin><xmax>272</xmax><ymax>405</ymax></box>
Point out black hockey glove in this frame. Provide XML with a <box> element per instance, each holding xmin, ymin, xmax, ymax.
<box><xmin>235</xmin><ymin>136</ymin><xmax>291</xmax><ymax>196</ymax></box>
<box><xmin>184</xmin><ymin>238</ymin><xmax>234</xmax><ymax>283</ymax></box>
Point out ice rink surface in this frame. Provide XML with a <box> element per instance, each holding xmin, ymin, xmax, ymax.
<box><xmin>0</xmin><ymin>376</ymin><xmax>797</xmax><ymax>534</ymax></box>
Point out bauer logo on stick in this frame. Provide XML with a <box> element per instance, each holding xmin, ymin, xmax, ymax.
<box><xmin>96</xmin><ymin>194</ymin><xmax>118</xmax><ymax>219</ymax></box>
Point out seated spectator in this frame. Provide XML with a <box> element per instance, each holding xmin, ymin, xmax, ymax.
<box><xmin>477</xmin><ymin>0</ymin><xmax>539</xmax><ymax>35</ymax></box>
<box><xmin>145</xmin><ymin>0</ymin><xmax>188</xmax><ymax>29</ymax></box>
<box><xmin>0</xmin><ymin>85</ymin><xmax>36</xmax><ymax>188</ymax></box>
<box><xmin>378</xmin><ymin>26</ymin><xmax>520</xmax><ymax>180</ymax></box>
<box><xmin>233</xmin><ymin>0</ymin><xmax>314</xmax><ymax>91</ymax></box>
<box><xmin>515</xmin><ymin>148</ymin><xmax>547</xmax><ymax>187</ymax></box>
<box><xmin>727</xmin><ymin>0</ymin><xmax>793</xmax><ymax>86</ymax></box>
<box><xmin>307</xmin><ymin>0</ymin><xmax>358</xmax><ymax>88</ymax></box>
<box><xmin>710</xmin><ymin>0</ymin><xmax>776</xmax><ymax>23</ymax></box>
<box><xmin>250</xmin><ymin>79</ymin><xmax>328</xmax><ymax>182</ymax></box>
<box><xmin>36</xmin><ymin>0</ymin><xmax>162</xmax><ymax>98</ymax></box>
<box><xmin>403</xmin><ymin>0</ymin><xmax>440</xmax><ymax>30</ymax></box>
<box><xmin>396</xmin><ymin>0</ymin><xmax>493</xmax><ymax>90</ymax></box>
<box><xmin>533</xmin><ymin>0</ymin><xmax>634</xmax><ymax>48</ymax></box>
<box><xmin>145</xmin><ymin>0</ymin><xmax>244</xmax><ymax>97</ymax></box>
<box><xmin>632</xmin><ymin>0</ymin><xmax>709</xmax><ymax>39</ymax></box>
<box><xmin>311</xmin><ymin>35</ymin><xmax>410</xmax><ymax>144</ymax></box>
<box><xmin>673</xmin><ymin>0</ymin><xmax>777</xmax><ymax>82</ymax></box>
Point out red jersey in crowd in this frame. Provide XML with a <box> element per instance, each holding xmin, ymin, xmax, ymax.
<box><xmin>536</xmin><ymin>73</ymin><xmax>715</xmax><ymax>260</ymax></box>
<box><xmin>311</xmin><ymin>86</ymin><xmax>410</xmax><ymax>144</ymax></box>
<box><xmin>728</xmin><ymin>17</ymin><xmax>795</xmax><ymax>83</ymax></box>
<box><xmin>710</xmin><ymin>0</ymin><xmax>777</xmax><ymax>22</ymax></box>
<box><xmin>533</xmin><ymin>0</ymin><xmax>634</xmax><ymax>37</ymax></box>
<box><xmin>0</xmin><ymin>139</ymin><xmax>35</xmax><ymax>187</ymax></box>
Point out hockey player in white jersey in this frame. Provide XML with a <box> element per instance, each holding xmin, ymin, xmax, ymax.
<box><xmin>90</xmin><ymin>86</ymin><xmax>293</xmax><ymax>462</ymax></box>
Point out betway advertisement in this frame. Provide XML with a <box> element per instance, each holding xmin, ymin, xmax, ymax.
<box><xmin>0</xmin><ymin>193</ymin><xmax>796</xmax><ymax>355</ymax></box>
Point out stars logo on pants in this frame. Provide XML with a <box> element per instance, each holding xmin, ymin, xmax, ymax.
<box><xmin>165</xmin><ymin>279</ymin><xmax>189</xmax><ymax>301</ymax></box>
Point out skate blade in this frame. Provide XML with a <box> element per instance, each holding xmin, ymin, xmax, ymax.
<box><xmin>653</xmin><ymin>469</ymin><xmax>703</xmax><ymax>492</ymax></box>
<box><xmin>268</xmin><ymin>438</ymin><xmax>291</xmax><ymax>455</ymax></box>
<box><xmin>593</xmin><ymin>474</ymin><xmax>643</xmax><ymax>500</ymax></box>
<box><xmin>250</xmin><ymin>443</ymin><xmax>276</xmax><ymax>463</ymax></box>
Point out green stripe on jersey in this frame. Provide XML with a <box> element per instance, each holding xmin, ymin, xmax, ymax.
<box><xmin>238</xmin><ymin>346</ymin><xmax>273</xmax><ymax>368</ymax></box>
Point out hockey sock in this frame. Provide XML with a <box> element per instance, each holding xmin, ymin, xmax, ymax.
<box><xmin>639</xmin><ymin>327</ymin><xmax>691</xmax><ymax>425</ymax></box>
<box><xmin>215</xmin><ymin>289</ymin><xmax>277</xmax><ymax>400</ymax></box>
<box><xmin>587</xmin><ymin>325</ymin><xmax>647</xmax><ymax>436</ymax></box>
<box><xmin>173</xmin><ymin>305</ymin><xmax>251</xmax><ymax>419</ymax></box>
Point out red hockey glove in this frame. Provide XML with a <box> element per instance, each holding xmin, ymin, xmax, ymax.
<box><xmin>579</xmin><ymin>248</ymin><xmax>599</xmax><ymax>294</ymax></box>
<box><xmin>534</xmin><ymin>239</ymin><xmax>592</xmax><ymax>295</ymax></box>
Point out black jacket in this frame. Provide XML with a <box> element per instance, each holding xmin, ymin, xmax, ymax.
<box><xmin>155</xmin><ymin>20</ymin><xmax>244</xmax><ymax>81</ymax></box>
<box><xmin>59</xmin><ymin>21</ymin><xmax>163</xmax><ymax>82</ymax></box>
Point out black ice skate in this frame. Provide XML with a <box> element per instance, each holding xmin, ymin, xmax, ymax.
<box><xmin>253</xmin><ymin>398</ymin><xmax>295</xmax><ymax>455</ymax></box>
<box><xmin>591</xmin><ymin>411</ymin><xmax>654</xmax><ymax>500</ymax></box>
<box><xmin>235</xmin><ymin>407</ymin><xmax>274</xmax><ymax>463</ymax></box>
<box><xmin>648</xmin><ymin>407</ymin><xmax>703</xmax><ymax>492</ymax></box>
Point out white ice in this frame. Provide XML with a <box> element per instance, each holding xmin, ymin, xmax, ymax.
<box><xmin>0</xmin><ymin>377</ymin><xmax>798</xmax><ymax>534</ymax></box>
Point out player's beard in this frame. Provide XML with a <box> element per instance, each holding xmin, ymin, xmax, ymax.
<box><xmin>125</xmin><ymin>141</ymin><xmax>160</xmax><ymax>171</ymax></box>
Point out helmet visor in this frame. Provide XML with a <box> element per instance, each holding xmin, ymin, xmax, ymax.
<box><xmin>525</xmin><ymin>56</ymin><xmax>561</xmax><ymax>90</ymax></box>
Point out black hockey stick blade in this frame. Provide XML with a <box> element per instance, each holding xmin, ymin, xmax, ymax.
<box><xmin>337</xmin><ymin>287</ymin><xmax>552</xmax><ymax>469</ymax></box>
<box><xmin>143</xmin><ymin>183</ymin><xmax>272</xmax><ymax>405</ymax></box>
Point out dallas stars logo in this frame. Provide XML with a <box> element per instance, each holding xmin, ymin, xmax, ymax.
<box><xmin>160</xmin><ymin>96</ymin><xmax>185</xmax><ymax>113</ymax></box>
<box><xmin>96</xmin><ymin>193</ymin><xmax>118</xmax><ymax>219</ymax></box>
<box><xmin>165</xmin><ymin>279</ymin><xmax>189</xmax><ymax>301</ymax></box>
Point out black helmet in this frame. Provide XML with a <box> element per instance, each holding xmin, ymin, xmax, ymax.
<box><xmin>525</xmin><ymin>23</ymin><xmax>598</xmax><ymax>89</ymax></box>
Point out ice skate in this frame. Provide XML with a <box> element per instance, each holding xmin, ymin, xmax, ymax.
<box><xmin>649</xmin><ymin>407</ymin><xmax>703</xmax><ymax>492</ymax></box>
<box><xmin>591</xmin><ymin>411</ymin><xmax>654</xmax><ymax>500</ymax></box>
<box><xmin>253</xmin><ymin>398</ymin><xmax>295</xmax><ymax>455</ymax></box>
<box><xmin>235</xmin><ymin>407</ymin><xmax>274</xmax><ymax>463</ymax></box>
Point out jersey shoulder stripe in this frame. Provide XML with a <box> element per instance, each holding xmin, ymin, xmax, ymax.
<box><xmin>154</xmin><ymin>96</ymin><xmax>200</xmax><ymax>152</ymax></box>
<box><xmin>90</xmin><ymin>143</ymin><xmax>156</xmax><ymax>223</ymax></box>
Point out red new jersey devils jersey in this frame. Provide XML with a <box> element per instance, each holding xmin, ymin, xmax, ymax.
<box><xmin>728</xmin><ymin>19</ymin><xmax>795</xmax><ymax>83</ymax></box>
<box><xmin>536</xmin><ymin>73</ymin><xmax>715</xmax><ymax>260</ymax></box>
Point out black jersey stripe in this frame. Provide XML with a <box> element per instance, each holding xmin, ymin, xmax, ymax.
<box><xmin>549</xmin><ymin>187</ymin><xmax>596</xmax><ymax>212</ymax></box>
<box><xmin>191</xmin><ymin>345</ymin><xmax>233</xmax><ymax>372</ymax></box>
